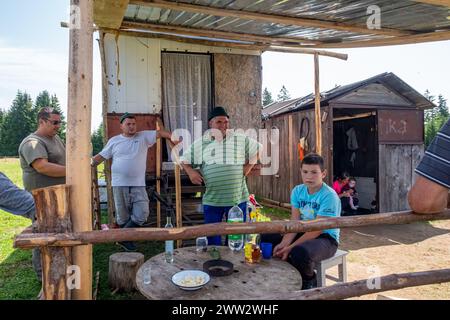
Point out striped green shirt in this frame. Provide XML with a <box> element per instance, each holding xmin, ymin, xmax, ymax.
<box><xmin>181</xmin><ymin>132</ymin><xmax>260</xmax><ymax>206</ymax></box>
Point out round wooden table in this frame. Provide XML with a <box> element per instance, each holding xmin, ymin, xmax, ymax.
<box><xmin>136</xmin><ymin>246</ymin><xmax>302</xmax><ymax>300</ymax></box>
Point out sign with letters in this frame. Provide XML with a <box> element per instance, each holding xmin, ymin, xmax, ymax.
<box><xmin>378</xmin><ymin>109</ymin><xmax>423</xmax><ymax>144</ymax></box>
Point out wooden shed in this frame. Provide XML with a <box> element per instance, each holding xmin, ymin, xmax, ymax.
<box><xmin>99</xmin><ymin>25</ymin><xmax>263</xmax><ymax>227</ymax></box>
<box><xmin>248</xmin><ymin>72</ymin><xmax>436</xmax><ymax>213</ymax></box>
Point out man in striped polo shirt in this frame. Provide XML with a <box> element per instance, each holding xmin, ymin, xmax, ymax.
<box><xmin>408</xmin><ymin>118</ymin><xmax>449</xmax><ymax>214</ymax></box>
<box><xmin>180</xmin><ymin>106</ymin><xmax>260</xmax><ymax>245</ymax></box>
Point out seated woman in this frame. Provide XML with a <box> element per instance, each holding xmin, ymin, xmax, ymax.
<box><xmin>332</xmin><ymin>172</ymin><xmax>349</xmax><ymax>198</ymax></box>
<box><xmin>341</xmin><ymin>177</ymin><xmax>359</xmax><ymax>214</ymax></box>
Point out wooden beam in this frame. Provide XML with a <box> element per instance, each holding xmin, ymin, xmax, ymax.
<box><xmin>33</xmin><ymin>185</ymin><xmax>72</xmax><ymax>300</ymax></box>
<box><xmin>102</xmin><ymin>28</ymin><xmax>266</xmax><ymax>51</ymax></box>
<box><xmin>98</xmin><ymin>31</ymin><xmax>116</xmax><ymax>227</ymax></box>
<box><xmin>156</xmin><ymin>118</ymin><xmax>161</xmax><ymax>228</ymax></box>
<box><xmin>316</xmin><ymin>30</ymin><xmax>450</xmax><ymax>48</ymax></box>
<box><xmin>130</xmin><ymin>0</ymin><xmax>413</xmax><ymax>37</ymax></box>
<box><xmin>288</xmin><ymin>115</ymin><xmax>294</xmax><ymax>192</ymax></box>
<box><xmin>266</xmin><ymin>46</ymin><xmax>348</xmax><ymax>60</ymax></box>
<box><xmin>314</xmin><ymin>53</ymin><xmax>322</xmax><ymax>156</ymax></box>
<box><xmin>67</xmin><ymin>0</ymin><xmax>94</xmax><ymax>300</ymax></box>
<box><xmin>256</xmin><ymin>269</ymin><xmax>450</xmax><ymax>300</ymax></box>
<box><xmin>413</xmin><ymin>0</ymin><xmax>450</xmax><ymax>7</ymax></box>
<box><xmin>175</xmin><ymin>164</ymin><xmax>182</xmax><ymax>248</ymax></box>
<box><xmin>94</xmin><ymin>0</ymin><xmax>130</xmax><ymax>29</ymax></box>
<box><xmin>121</xmin><ymin>21</ymin><xmax>320</xmax><ymax>45</ymax></box>
<box><xmin>14</xmin><ymin>210</ymin><xmax>450</xmax><ymax>248</ymax></box>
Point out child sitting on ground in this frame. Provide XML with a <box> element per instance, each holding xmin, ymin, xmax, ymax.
<box><xmin>341</xmin><ymin>177</ymin><xmax>359</xmax><ymax>212</ymax></box>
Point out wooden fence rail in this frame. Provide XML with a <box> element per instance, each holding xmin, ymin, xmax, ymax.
<box><xmin>14</xmin><ymin>209</ymin><xmax>450</xmax><ymax>249</ymax></box>
<box><xmin>257</xmin><ymin>268</ymin><xmax>450</xmax><ymax>300</ymax></box>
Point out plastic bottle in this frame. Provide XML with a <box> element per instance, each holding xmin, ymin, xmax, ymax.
<box><xmin>165</xmin><ymin>216</ymin><xmax>174</xmax><ymax>263</ymax></box>
<box><xmin>227</xmin><ymin>205</ymin><xmax>244</xmax><ymax>251</ymax></box>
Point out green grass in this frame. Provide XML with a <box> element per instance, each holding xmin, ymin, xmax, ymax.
<box><xmin>0</xmin><ymin>158</ymin><xmax>164</xmax><ymax>300</ymax></box>
<box><xmin>0</xmin><ymin>158</ymin><xmax>41</xmax><ymax>299</ymax></box>
<box><xmin>0</xmin><ymin>159</ymin><xmax>282</xmax><ymax>299</ymax></box>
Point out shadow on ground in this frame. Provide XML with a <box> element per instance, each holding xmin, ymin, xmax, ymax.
<box><xmin>340</xmin><ymin>221</ymin><xmax>450</xmax><ymax>251</ymax></box>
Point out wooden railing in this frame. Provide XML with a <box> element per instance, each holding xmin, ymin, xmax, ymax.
<box><xmin>13</xmin><ymin>185</ymin><xmax>450</xmax><ymax>300</ymax></box>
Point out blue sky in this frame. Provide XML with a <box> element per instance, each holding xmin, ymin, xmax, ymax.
<box><xmin>1</xmin><ymin>1</ymin><xmax>449</xmax><ymax>131</ymax></box>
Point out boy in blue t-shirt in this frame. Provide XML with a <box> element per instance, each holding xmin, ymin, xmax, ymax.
<box><xmin>261</xmin><ymin>153</ymin><xmax>341</xmax><ymax>290</ymax></box>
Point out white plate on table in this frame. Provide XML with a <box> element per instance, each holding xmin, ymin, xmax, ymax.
<box><xmin>171</xmin><ymin>270</ymin><xmax>210</xmax><ymax>291</ymax></box>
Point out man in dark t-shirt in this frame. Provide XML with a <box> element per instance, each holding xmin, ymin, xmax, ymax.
<box><xmin>408</xmin><ymin>118</ymin><xmax>449</xmax><ymax>214</ymax></box>
<box><xmin>18</xmin><ymin>107</ymin><xmax>66</xmax><ymax>191</ymax></box>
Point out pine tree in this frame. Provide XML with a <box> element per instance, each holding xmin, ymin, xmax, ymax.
<box><xmin>424</xmin><ymin>91</ymin><xmax>450</xmax><ymax>146</ymax></box>
<box><xmin>262</xmin><ymin>87</ymin><xmax>274</xmax><ymax>107</ymax></box>
<box><xmin>0</xmin><ymin>91</ymin><xmax>35</xmax><ymax>156</ymax></box>
<box><xmin>437</xmin><ymin>95</ymin><xmax>449</xmax><ymax>119</ymax></box>
<box><xmin>91</xmin><ymin>122</ymin><xmax>104</xmax><ymax>155</ymax></box>
<box><xmin>277</xmin><ymin>85</ymin><xmax>291</xmax><ymax>102</ymax></box>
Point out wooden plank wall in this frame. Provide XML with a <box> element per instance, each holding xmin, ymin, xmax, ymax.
<box><xmin>378</xmin><ymin>144</ymin><xmax>424</xmax><ymax>213</ymax></box>
<box><xmin>250</xmin><ymin>107</ymin><xmax>332</xmax><ymax>203</ymax></box>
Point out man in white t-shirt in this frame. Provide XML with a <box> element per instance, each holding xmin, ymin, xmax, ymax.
<box><xmin>92</xmin><ymin>113</ymin><xmax>175</xmax><ymax>251</ymax></box>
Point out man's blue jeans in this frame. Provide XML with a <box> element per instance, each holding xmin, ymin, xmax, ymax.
<box><xmin>203</xmin><ymin>202</ymin><xmax>247</xmax><ymax>246</ymax></box>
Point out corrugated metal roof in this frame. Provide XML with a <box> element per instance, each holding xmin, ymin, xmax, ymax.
<box><xmin>120</xmin><ymin>0</ymin><xmax>450</xmax><ymax>47</ymax></box>
<box><xmin>262</xmin><ymin>72</ymin><xmax>437</xmax><ymax>118</ymax></box>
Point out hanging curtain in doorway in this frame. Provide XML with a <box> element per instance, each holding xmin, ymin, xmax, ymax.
<box><xmin>161</xmin><ymin>53</ymin><xmax>212</xmax><ymax>159</ymax></box>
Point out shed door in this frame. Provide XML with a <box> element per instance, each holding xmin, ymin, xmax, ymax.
<box><xmin>161</xmin><ymin>52</ymin><xmax>212</xmax><ymax>152</ymax></box>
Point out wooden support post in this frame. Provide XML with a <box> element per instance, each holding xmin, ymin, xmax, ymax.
<box><xmin>257</xmin><ymin>268</ymin><xmax>450</xmax><ymax>300</ymax></box>
<box><xmin>314</xmin><ymin>53</ymin><xmax>322</xmax><ymax>155</ymax></box>
<box><xmin>91</xmin><ymin>165</ymin><xmax>102</xmax><ymax>230</ymax></box>
<box><xmin>98</xmin><ymin>31</ymin><xmax>116</xmax><ymax>226</ymax></box>
<box><xmin>156</xmin><ymin>119</ymin><xmax>162</xmax><ymax>228</ymax></box>
<box><xmin>288</xmin><ymin>115</ymin><xmax>294</xmax><ymax>192</ymax></box>
<box><xmin>67</xmin><ymin>0</ymin><xmax>94</xmax><ymax>300</ymax></box>
<box><xmin>175</xmin><ymin>164</ymin><xmax>182</xmax><ymax>248</ymax></box>
<box><xmin>33</xmin><ymin>185</ymin><xmax>72</xmax><ymax>300</ymax></box>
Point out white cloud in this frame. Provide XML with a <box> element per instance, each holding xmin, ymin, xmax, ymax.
<box><xmin>0</xmin><ymin>42</ymin><xmax>67</xmax><ymax>110</ymax></box>
<box><xmin>0</xmin><ymin>38</ymin><xmax>103</xmax><ymax>132</ymax></box>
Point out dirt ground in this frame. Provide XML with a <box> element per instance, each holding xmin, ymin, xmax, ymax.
<box><xmin>265</xmin><ymin>211</ymin><xmax>450</xmax><ymax>299</ymax></box>
<box><xmin>328</xmin><ymin>219</ymin><xmax>450</xmax><ymax>299</ymax></box>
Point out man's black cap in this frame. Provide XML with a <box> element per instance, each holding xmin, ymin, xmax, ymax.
<box><xmin>208</xmin><ymin>106</ymin><xmax>229</xmax><ymax>121</ymax></box>
<box><xmin>120</xmin><ymin>112</ymin><xmax>134</xmax><ymax>123</ymax></box>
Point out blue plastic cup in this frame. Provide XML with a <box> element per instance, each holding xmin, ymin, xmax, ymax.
<box><xmin>261</xmin><ymin>242</ymin><xmax>273</xmax><ymax>259</ymax></box>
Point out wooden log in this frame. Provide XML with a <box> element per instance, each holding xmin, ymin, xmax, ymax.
<box><xmin>103</xmin><ymin>28</ymin><xmax>266</xmax><ymax>52</ymax></box>
<box><xmin>175</xmin><ymin>164</ymin><xmax>182</xmax><ymax>248</ymax></box>
<box><xmin>121</xmin><ymin>21</ymin><xmax>319</xmax><ymax>46</ymax></box>
<box><xmin>33</xmin><ymin>185</ymin><xmax>72</xmax><ymax>300</ymax></box>
<box><xmin>288</xmin><ymin>115</ymin><xmax>294</xmax><ymax>193</ymax></box>
<box><xmin>314</xmin><ymin>53</ymin><xmax>322</xmax><ymax>155</ymax></box>
<box><xmin>93</xmin><ymin>271</ymin><xmax>100</xmax><ymax>300</ymax></box>
<box><xmin>14</xmin><ymin>210</ymin><xmax>450</xmax><ymax>248</ymax></box>
<box><xmin>258</xmin><ymin>201</ymin><xmax>291</xmax><ymax>213</ymax></box>
<box><xmin>91</xmin><ymin>165</ymin><xmax>102</xmax><ymax>230</ymax></box>
<box><xmin>156</xmin><ymin>118</ymin><xmax>161</xmax><ymax>228</ymax></box>
<box><xmin>255</xmin><ymin>268</ymin><xmax>450</xmax><ymax>300</ymax></box>
<box><xmin>108</xmin><ymin>252</ymin><xmax>144</xmax><ymax>292</ymax></box>
<box><xmin>258</xmin><ymin>196</ymin><xmax>292</xmax><ymax>209</ymax></box>
<box><xmin>316</xmin><ymin>30</ymin><xmax>450</xmax><ymax>49</ymax></box>
<box><xmin>98</xmin><ymin>31</ymin><xmax>116</xmax><ymax>226</ymax></box>
<box><xmin>67</xmin><ymin>0</ymin><xmax>94</xmax><ymax>300</ymax></box>
<box><xmin>266</xmin><ymin>46</ymin><xmax>348</xmax><ymax>60</ymax></box>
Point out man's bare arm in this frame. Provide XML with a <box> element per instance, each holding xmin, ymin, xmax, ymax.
<box><xmin>408</xmin><ymin>175</ymin><xmax>448</xmax><ymax>214</ymax></box>
<box><xmin>180</xmin><ymin>162</ymin><xmax>203</xmax><ymax>185</ymax></box>
<box><xmin>31</xmin><ymin>158</ymin><xmax>66</xmax><ymax>177</ymax></box>
<box><xmin>91</xmin><ymin>154</ymin><xmax>106</xmax><ymax>167</ymax></box>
